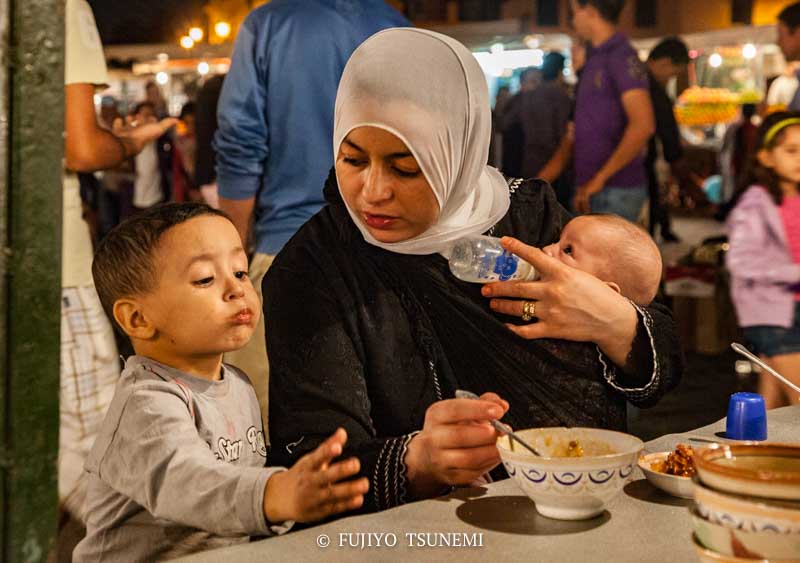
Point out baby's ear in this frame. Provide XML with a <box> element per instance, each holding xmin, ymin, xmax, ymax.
<box><xmin>605</xmin><ymin>281</ymin><xmax>622</xmax><ymax>295</ymax></box>
<box><xmin>113</xmin><ymin>298</ymin><xmax>156</xmax><ymax>340</ymax></box>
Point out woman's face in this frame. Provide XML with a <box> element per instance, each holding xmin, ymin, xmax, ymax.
<box><xmin>337</xmin><ymin>126</ymin><xmax>440</xmax><ymax>243</ymax></box>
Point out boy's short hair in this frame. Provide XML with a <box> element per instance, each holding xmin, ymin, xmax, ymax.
<box><xmin>576</xmin><ymin>0</ymin><xmax>626</xmax><ymax>24</ymax></box>
<box><xmin>780</xmin><ymin>2</ymin><xmax>800</xmax><ymax>32</ymax></box>
<box><xmin>542</xmin><ymin>52</ymin><xmax>566</xmax><ymax>81</ymax></box>
<box><xmin>92</xmin><ymin>203</ymin><xmax>230</xmax><ymax>330</ymax></box>
<box><xmin>133</xmin><ymin>101</ymin><xmax>156</xmax><ymax>115</ymax></box>
<box><xmin>648</xmin><ymin>37</ymin><xmax>690</xmax><ymax>65</ymax></box>
<box><xmin>583</xmin><ymin>214</ymin><xmax>663</xmax><ymax>305</ymax></box>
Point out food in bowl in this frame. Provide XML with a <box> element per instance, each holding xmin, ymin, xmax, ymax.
<box><xmin>497</xmin><ymin>427</ymin><xmax>643</xmax><ymax>520</ymax></box>
<box><xmin>695</xmin><ymin>443</ymin><xmax>800</xmax><ymax>500</ymax></box>
<box><xmin>541</xmin><ymin>437</ymin><xmax>615</xmax><ymax>458</ymax></box>
<box><xmin>651</xmin><ymin>444</ymin><xmax>696</xmax><ymax>477</ymax></box>
<box><xmin>637</xmin><ymin>451</ymin><xmax>694</xmax><ymax>499</ymax></box>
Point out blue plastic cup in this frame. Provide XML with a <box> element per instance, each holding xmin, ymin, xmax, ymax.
<box><xmin>725</xmin><ymin>392</ymin><xmax>767</xmax><ymax>441</ymax></box>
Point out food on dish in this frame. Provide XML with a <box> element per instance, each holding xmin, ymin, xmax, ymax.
<box><xmin>652</xmin><ymin>444</ymin><xmax>696</xmax><ymax>477</ymax></box>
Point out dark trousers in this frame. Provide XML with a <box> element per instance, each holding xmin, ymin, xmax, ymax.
<box><xmin>647</xmin><ymin>167</ymin><xmax>672</xmax><ymax>237</ymax></box>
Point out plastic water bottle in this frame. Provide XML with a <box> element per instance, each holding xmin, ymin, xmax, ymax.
<box><xmin>448</xmin><ymin>235</ymin><xmax>537</xmax><ymax>283</ymax></box>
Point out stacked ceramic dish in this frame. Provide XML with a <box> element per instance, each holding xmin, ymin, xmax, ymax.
<box><xmin>690</xmin><ymin>443</ymin><xmax>800</xmax><ymax>562</ymax></box>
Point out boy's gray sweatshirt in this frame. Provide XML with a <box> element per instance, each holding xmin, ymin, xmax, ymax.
<box><xmin>74</xmin><ymin>355</ymin><xmax>290</xmax><ymax>562</ymax></box>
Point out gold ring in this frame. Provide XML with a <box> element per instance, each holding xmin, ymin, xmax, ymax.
<box><xmin>521</xmin><ymin>301</ymin><xmax>536</xmax><ymax>322</ymax></box>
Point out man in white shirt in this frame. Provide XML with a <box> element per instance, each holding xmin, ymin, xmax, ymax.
<box><xmin>62</xmin><ymin>0</ymin><xmax>175</xmax><ymax>526</ymax></box>
<box><xmin>768</xmin><ymin>62</ymin><xmax>800</xmax><ymax>108</ymax></box>
<box><xmin>131</xmin><ymin>102</ymin><xmax>166</xmax><ymax>210</ymax></box>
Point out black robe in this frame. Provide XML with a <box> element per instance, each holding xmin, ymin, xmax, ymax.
<box><xmin>264</xmin><ymin>171</ymin><xmax>682</xmax><ymax>514</ymax></box>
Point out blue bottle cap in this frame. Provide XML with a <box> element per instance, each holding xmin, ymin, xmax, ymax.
<box><xmin>726</xmin><ymin>392</ymin><xmax>767</xmax><ymax>441</ymax></box>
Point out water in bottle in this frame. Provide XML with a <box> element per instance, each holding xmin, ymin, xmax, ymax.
<box><xmin>448</xmin><ymin>235</ymin><xmax>536</xmax><ymax>283</ymax></box>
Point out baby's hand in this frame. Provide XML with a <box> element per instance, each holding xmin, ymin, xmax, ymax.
<box><xmin>263</xmin><ymin>428</ymin><xmax>369</xmax><ymax>524</ymax></box>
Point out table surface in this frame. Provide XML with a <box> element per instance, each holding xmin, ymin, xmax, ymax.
<box><xmin>178</xmin><ymin>406</ymin><xmax>800</xmax><ymax>563</ymax></box>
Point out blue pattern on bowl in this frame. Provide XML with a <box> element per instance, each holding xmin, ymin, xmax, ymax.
<box><xmin>589</xmin><ymin>470</ymin><xmax>615</xmax><ymax>484</ymax></box>
<box><xmin>553</xmin><ymin>472</ymin><xmax>582</xmax><ymax>486</ymax></box>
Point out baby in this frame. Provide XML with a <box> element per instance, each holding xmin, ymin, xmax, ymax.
<box><xmin>543</xmin><ymin>214</ymin><xmax>663</xmax><ymax>306</ymax></box>
<box><xmin>74</xmin><ymin>203</ymin><xmax>368</xmax><ymax>561</ymax></box>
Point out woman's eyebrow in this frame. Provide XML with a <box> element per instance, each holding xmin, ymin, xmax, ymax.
<box><xmin>342</xmin><ymin>138</ymin><xmax>413</xmax><ymax>159</ymax></box>
<box><xmin>342</xmin><ymin>138</ymin><xmax>364</xmax><ymax>152</ymax></box>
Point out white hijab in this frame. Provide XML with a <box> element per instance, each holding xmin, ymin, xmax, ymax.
<box><xmin>333</xmin><ymin>28</ymin><xmax>510</xmax><ymax>256</ymax></box>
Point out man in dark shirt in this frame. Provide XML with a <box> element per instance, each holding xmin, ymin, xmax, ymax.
<box><xmin>777</xmin><ymin>3</ymin><xmax>800</xmax><ymax>110</ymax></box>
<box><xmin>503</xmin><ymin>53</ymin><xmax>572</xmax><ymax>181</ymax></box>
<box><xmin>501</xmin><ymin>67</ymin><xmax>541</xmax><ymax>177</ymax></box>
<box><xmin>194</xmin><ymin>73</ymin><xmax>225</xmax><ymax>190</ymax></box>
<box><xmin>645</xmin><ymin>37</ymin><xmax>689</xmax><ymax>242</ymax></box>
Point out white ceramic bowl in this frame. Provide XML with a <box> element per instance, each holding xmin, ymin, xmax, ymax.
<box><xmin>694</xmin><ymin>477</ymin><xmax>800</xmax><ymax>535</ymax></box>
<box><xmin>691</xmin><ymin>506</ymin><xmax>800</xmax><ymax>560</ymax></box>
<box><xmin>638</xmin><ymin>451</ymin><xmax>694</xmax><ymax>499</ymax></box>
<box><xmin>497</xmin><ymin>427</ymin><xmax>643</xmax><ymax>520</ymax></box>
<box><xmin>695</xmin><ymin>443</ymin><xmax>800</xmax><ymax>501</ymax></box>
<box><xmin>691</xmin><ymin>533</ymin><xmax>770</xmax><ymax>563</ymax></box>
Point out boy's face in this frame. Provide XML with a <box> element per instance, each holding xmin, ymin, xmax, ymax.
<box><xmin>134</xmin><ymin>215</ymin><xmax>259</xmax><ymax>359</ymax></box>
<box><xmin>136</xmin><ymin>105</ymin><xmax>156</xmax><ymax>122</ymax></box>
<box><xmin>543</xmin><ymin>216</ymin><xmax>612</xmax><ymax>280</ymax></box>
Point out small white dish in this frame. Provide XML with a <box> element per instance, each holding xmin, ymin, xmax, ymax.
<box><xmin>638</xmin><ymin>451</ymin><xmax>694</xmax><ymax>499</ymax></box>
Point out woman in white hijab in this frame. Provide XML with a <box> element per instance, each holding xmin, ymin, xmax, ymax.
<box><xmin>264</xmin><ymin>28</ymin><xmax>681</xmax><ymax>512</ymax></box>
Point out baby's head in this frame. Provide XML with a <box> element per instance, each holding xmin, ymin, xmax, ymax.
<box><xmin>92</xmin><ymin>203</ymin><xmax>259</xmax><ymax>359</ymax></box>
<box><xmin>544</xmin><ymin>214</ymin><xmax>662</xmax><ymax>305</ymax></box>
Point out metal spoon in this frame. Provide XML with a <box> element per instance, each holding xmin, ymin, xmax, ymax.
<box><xmin>455</xmin><ymin>389</ymin><xmax>541</xmax><ymax>457</ymax></box>
<box><xmin>731</xmin><ymin>342</ymin><xmax>800</xmax><ymax>395</ymax></box>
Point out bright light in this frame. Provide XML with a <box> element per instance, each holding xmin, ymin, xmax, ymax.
<box><xmin>474</xmin><ymin>49</ymin><xmax>546</xmax><ymax>77</ymax></box>
<box><xmin>93</xmin><ymin>94</ymin><xmax>101</xmax><ymax>105</ymax></box>
<box><xmin>709</xmin><ymin>53</ymin><xmax>723</xmax><ymax>68</ymax></box>
<box><xmin>197</xmin><ymin>61</ymin><xmax>210</xmax><ymax>75</ymax></box>
<box><xmin>180</xmin><ymin>36</ymin><xmax>195</xmax><ymax>49</ymax></box>
<box><xmin>189</xmin><ymin>27</ymin><xmax>204</xmax><ymax>42</ymax></box>
<box><xmin>156</xmin><ymin>52</ymin><xmax>169</xmax><ymax>62</ymax></box>
<box><xmin>214</xmin><ymin>21</ymin><xmax>231</xmax><ymax>39</ymax></box>
<box><xmin>742</xmin><ymin>43</ymin><xmax>757</xmax><ymax>60</ymax></box>
<box><xmin>156</xmin><ymin>71</ymin><xmax>169</xmax><ymax>85</ymax></box>
<box><xmin>490</xmin><ymin>42</ymin><xmax>504</xmax><ymax>54</ymax></box>
<box><xmin>524</xmin><ymin>35</ymin><xmax>540</xmax><ymax>49</ymax></box>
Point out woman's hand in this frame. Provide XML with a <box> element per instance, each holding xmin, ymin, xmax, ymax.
<box><xmin>482</xmin><ymin>237</ymin><xmax>639</xmax><ymax>368</ymax></box>
<box><xmin>404</xmin><ymin>393</ymin><xmax>509</xmax><ymax>500</ymax></box>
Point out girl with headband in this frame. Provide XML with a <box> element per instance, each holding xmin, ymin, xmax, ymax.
<box><xmin>728</xmin><ymin>111</ymin><xmax>800</xmax><ymax>407</ymax></box>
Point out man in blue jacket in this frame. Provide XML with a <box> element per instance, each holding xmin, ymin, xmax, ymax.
<box><xmin>214</xmin><ymin>0</ymin><xmax>409</xmax><ymax>429</ymax></box>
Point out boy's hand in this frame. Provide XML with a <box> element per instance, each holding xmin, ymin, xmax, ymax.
<box><xmin>263</xmin><ymin>428</ymin><xmax>368</xmax><ymax>524</ymax></box>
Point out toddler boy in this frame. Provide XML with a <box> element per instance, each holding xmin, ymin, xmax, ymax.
<box><xmin>74</xmin><ymin>203</ymin><xmax>368</xmax><ymax>561</ymax></box>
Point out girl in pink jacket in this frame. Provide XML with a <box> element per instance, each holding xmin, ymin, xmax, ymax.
<box><xmin>727</xmin><ymin>111</ymin><xmax>800</xmax><ymax>407</ymax></box>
